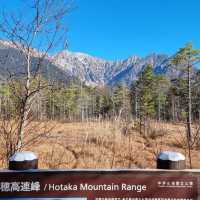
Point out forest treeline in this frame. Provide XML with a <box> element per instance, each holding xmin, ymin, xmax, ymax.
<box><xmin>1</xmin><ymin>59</ymin><xmax>200</xmax><ymax>123</ymax></box>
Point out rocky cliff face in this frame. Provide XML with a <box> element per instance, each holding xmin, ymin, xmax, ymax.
<box><xmin>53</xmin><ymin>50</ymin><xmax>170</xmax><ymax>85</ymax></box>
<box><xmin>0</xmin><ymin>40</ymin><xmax>170</xmax><ymax>85</ymax></box>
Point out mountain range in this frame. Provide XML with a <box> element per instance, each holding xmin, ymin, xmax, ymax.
<box><xmin>0</xmin><ymin>40</ymin><xmax>172</xmax><ymax>86</ymax></box>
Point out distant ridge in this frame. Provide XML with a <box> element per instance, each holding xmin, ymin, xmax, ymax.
<box><xmin>0</xmin><ymin>40</ymin><xmax>171</xmax><ymax>86</ymax></box>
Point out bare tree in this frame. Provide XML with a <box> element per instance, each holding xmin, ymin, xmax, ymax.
<box><xmin>0</xmin><ymin>0</ymin><xmax>72</xmax><ymax>156</ymax></box>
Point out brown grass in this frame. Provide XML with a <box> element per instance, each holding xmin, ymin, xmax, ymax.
<box><xmin>1</xmin><ymin>120</ymin><xmax>200</xmax><ymax>169</ymax></box>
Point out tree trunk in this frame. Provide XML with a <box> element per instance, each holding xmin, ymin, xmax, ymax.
<box><xmin>198</xmin><ymin>110</ymin><xmax>200</xmax><ymax>121</ymax></box>
<box><xmin>135</xmin><ymin>91</ymin><xmax>138</xmax><ymax>120</ymax></box>
<box><xmin>139</xmin><ymin>114</ymin><xmax>142</xmax><ymax>135</ymax></box>
<box><xmin>171</xmin><ymin>95</ymin><xmax>175</xmax><ymax>122</ymax></box>
<box><xmin>158</xmin><ymin>95</ymin><xmax>161</xmax><ymax>121</ymax></box>
<box><xmin>17</xmin><ymin>52</ymin><xmax>31</xmax><ymax>151</ymax></box>
<box><xmin>187</xmin><ymin>63</ymin><xmax>192</xmax><ymax>168</ymax></box>
<box><xmin>17</xmin><ymin>105</ymin><xmax>29</xmax><ymax>151</ymax></box>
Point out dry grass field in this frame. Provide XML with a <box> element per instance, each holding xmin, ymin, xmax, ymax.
<box><xmin>1</xmin><ymin>120</ymin><xmax>200</xmax><ymax>169</ymax></box>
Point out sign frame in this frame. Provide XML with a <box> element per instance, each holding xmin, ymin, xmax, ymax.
<box><xmin>0</xmin><ymin>169</ymin><xmax>199</xmax><ymax>200</ymax></box>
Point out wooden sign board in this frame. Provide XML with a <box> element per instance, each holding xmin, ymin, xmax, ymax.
<box><xmin>0</xmin><ymin>169</ymin><xmax>199</xmax><ymax>200</ymax></box>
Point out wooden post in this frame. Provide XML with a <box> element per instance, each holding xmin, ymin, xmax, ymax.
<box><xmin>157</xmin><ymin>151</ymin><xmax>185</xmax><ymax>170</ymax></box>
<box><xmin>9</xmin><ymin>151</ymin><xmax>38</xmax><ymax>170</ymax></box>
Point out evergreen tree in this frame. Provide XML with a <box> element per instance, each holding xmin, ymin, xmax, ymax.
<box><xmin>171</xmin><ymin>43</ymin><xmax>200</xmax><ymax>168</ymax></box>
<box><xmin>133</xmin><ymin>64</ymin><xmax>155</xmax><ymax>135</ymax></box>
<box><xmin>112</xmin><ymin>84</ymin><xmax>131</xmax><ymax>120</ymax></box>
<box><xmin>154</xmin><ymin>75</ymin><xmax>170</xmax><ymax>121</ymax></box>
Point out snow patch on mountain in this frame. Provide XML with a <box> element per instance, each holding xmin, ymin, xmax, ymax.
<box><xmin>53</xmin><ymin>50</ymin><xmax>169</xmax><ymax>85</ymax></box>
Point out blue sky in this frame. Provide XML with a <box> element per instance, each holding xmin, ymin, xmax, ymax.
<box><xmin>1</xmin><ymin>0</ymin><xmax>200</xmax><ymax>60</ymax></box>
